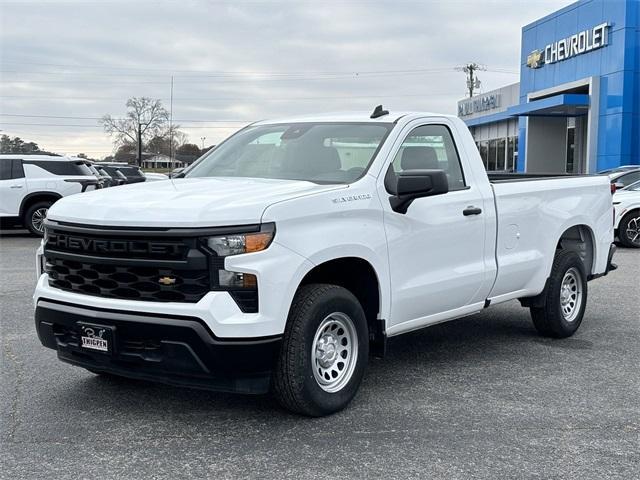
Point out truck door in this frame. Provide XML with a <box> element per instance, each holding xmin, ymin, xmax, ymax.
<box><xmin>0</xmin><ymin>159</ymin><xmax>26</xmax><ymax>217</ymax></box>
<box><xmin>381</xmin><ymin>122</ymin><xmax>487</xmax><ymax>334</ymax></box>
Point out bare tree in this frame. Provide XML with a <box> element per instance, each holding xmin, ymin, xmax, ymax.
<box><xmin>100</xmin><ymin>97</ymin><xmax>170</xmax><ymax>165</ymax></box>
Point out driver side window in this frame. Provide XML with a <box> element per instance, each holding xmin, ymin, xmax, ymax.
<box><xmin>392</xmin><ymin>124</ymin><xmax>466</xmax><ymax>191</ymax></box>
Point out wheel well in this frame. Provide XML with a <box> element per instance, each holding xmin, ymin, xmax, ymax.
<box><xmin>19</xmin><ymin>192</ymin><xmax>61</xmax><ymax>218</ymax></box>
<box><xmin>299</xmin><ymin>257</ymin><xmax>383</xmax><ymax>353</ymax></box>
<box><xmin>620</xmin><ymin>208</ymin><xmax>640</xmax><ymax>226</ymax></box>
<box><xmin>556</xmin><ymin>224</ymin><xmax>595</xmax><ymax>274</ymax></box>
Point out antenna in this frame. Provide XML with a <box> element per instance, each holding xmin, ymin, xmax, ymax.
<box><xmin>370</xmin><ymin>105</ymin><xmax>389</xmax><ymax>119</ymax></box>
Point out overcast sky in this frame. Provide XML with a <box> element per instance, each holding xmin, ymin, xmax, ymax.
<box><xmin>0</xmin><ymin>0</ymin><xmax>572</xmax><ymax>158</ymax></box>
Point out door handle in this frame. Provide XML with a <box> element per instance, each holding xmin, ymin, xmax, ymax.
<box><xmin>463</xmin><ymin>206</ymin><xmax>482</xmax><ymax>216</ymax></box>
<box><xmin>9</xmin><ymin>185</ymin><xmax>23</xmax><ymax>189</ymax></box>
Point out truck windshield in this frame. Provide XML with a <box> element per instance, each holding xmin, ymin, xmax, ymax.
<box><xmin>185</xmin><ymin>122</ymin><xmax>392</xmax><ymax>184</ymax></box>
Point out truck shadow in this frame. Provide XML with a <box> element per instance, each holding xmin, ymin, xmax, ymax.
<box><xmin>0</xmin><ymin>228</ymin><xmax>33</xmax><ymax>238</ymax></box>
<box><xmin>50</xmin><ymin>303</ymin><xmax>589</xmax><ymax>423</ymax></box>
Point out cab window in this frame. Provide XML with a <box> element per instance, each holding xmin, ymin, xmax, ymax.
<box><xmin>392</xmin><ymin>125</ymin><xmax>466</xmax><ymax>191</ymax></box>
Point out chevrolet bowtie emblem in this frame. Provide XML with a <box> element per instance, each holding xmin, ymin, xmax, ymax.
<box><xmin>158</xmin><ymin>276</ymin><xmax>176</xmax><ymax>285</ymax></box>
<box><xmin>527</xmin><ymin>49</ymin><xmax>544</xmax><ymax>69</ymax></box>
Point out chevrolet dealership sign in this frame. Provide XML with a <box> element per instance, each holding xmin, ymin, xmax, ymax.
<box><xmin>527</xmin><ymin>22</ymin><xmax>610</xmax><ymax>69</ymax></box>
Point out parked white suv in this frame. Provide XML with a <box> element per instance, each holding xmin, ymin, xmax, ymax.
<box><xmin>0</xmin><ymin>155</ymin><xmax>100</xmax><ymax>235</ymax></box>
<box><xmin>613</xmin><ymin>180</ymin><xmax>640</xmax><ymax>247</ymax></box>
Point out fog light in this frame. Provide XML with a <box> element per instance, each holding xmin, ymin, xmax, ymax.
<box><xmin>219</xmin><ymin>270</ymin><xmax>257</xmax><ymax>288</ymax></box>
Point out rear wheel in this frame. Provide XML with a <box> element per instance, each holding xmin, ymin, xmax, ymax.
<box><xmin>24</xmin><ymin>201</ymin><xmax>52</xmax><ymax>236</ymax></box>
<box><xmin>618</xmin><ymin>211</ymin><xmax>640</xmax><ymax>248</ymax></box>
<box><xmin>273</xmin><ymin>284</ymin><xmax>368</xmax><ymax>416</ymax></box>
<box><xmin>530</xmin><ymin>250</ymin><xmax>588</xmax><ymax>338</ymax></box>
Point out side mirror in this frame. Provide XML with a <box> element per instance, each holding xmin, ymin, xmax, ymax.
<box><xmin>613</xmin><ymin>182</ymin><xmax>624</xmax><ymax>191</ymax></box>
<box><xmin>387</xmin><ymin>168</ymin><xmax>449</xmax><ymax>214</ymax></box>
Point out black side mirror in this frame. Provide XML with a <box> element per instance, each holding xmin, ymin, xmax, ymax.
<box><xmin>386</xmin><ymin>168</ymin><xmax>449</xmax><ymax>214</ymax></box>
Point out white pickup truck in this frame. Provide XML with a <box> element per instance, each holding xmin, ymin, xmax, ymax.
<box><xmin>34</xmin><ymin>110</ymin><xmax>617</xmax><ymax>416</ymax></box>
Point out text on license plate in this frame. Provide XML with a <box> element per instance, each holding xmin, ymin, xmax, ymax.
<box><xmin>81</xmin><ymin>336</ymin><xmax>108</xmax><ymax>352</ymax></box>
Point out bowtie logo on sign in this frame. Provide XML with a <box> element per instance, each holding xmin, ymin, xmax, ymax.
<box><xmin>527</xmin><ymin>22</ymin><xmax>610</xmax><ymax>69</ymax></box>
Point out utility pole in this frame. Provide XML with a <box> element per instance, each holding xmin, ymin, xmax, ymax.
<box><xmin>456</xmin><ymin>63</ymin><xmax>486</xmax><ymax>97</ymax></box>
<box><xmin>169</xmin><ymin>75</ymin><xmax>174</xmax><ymax>169</ymax></box>
<box><xmin>137</xmin><ymin>122</ymin><xmax>143</xmax><ymax>167</ymax></box>
<box><xmin>137</xmin><ymin>121</ymin><xmax>151</xmax><ymax>167</ymax></box>
<box><xmin>201</xmin><ymin>136</ymin><xmax>206</xmax><ymax>150</ymax></box>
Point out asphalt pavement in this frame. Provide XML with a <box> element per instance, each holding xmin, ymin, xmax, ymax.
<box><xmin>1</xmin><ymin>231</ymin><xmax>638</xmax><ymax>479</ymax></box>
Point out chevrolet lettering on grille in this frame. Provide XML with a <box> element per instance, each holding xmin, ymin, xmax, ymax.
<box><xmin>47</xmin><ymin>233</ymin><xmax>182</xmax><ymax>256</ymax></box>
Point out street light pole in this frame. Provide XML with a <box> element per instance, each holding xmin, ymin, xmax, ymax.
<box><xmin>201</xmin><ymin>136</ymin><xmax>206</xmax><ymax>150</ymax></box>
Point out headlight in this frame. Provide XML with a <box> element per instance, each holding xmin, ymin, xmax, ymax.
<box><xmin>206</xmin><ymin>231</ymin><xmax>274</xmax><ymax>256</ymax></box>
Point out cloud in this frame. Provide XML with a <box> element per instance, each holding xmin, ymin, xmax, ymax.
<box><xmin>0</xmin><ymin>0</ymin><xmax>571</xmax><ymax>158</ymax></box>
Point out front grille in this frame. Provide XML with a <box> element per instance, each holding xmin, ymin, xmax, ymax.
<box><xmin>43</xmin><ymin>220</ymin><xmax>263</xmax><ymax>311</ymax></box>
<box><xmin>46</xmin><ymin>257</ymin><xmax>210</xmax><ymax>303</ymax></box>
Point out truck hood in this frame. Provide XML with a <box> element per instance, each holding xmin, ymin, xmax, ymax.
<box><xmin>47</xmin><ymin>177</ymin><xmax>345</xmax><ymax>227</ymax></box>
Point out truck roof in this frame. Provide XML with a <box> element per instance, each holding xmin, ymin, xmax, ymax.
<box><xmin>251</xmin><ymin>111</ymin><xmax>450</xmax><ymax>125</ymax></box>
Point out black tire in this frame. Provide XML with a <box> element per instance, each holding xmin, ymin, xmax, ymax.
<box><xmin>273</xmin><ymin>284</ymin><xmax>369</xmax><ymax>417</ymax></box>
<box><xmin>617</xmin><ymin>210</ymin><xmax>640</xmax><ymax>248</ymax></box>
<box><xmin>530</xmin><ymin>250</ymin><xmax>588</xmax><ymax>338</ymax></box>
<box><xmin>24</xmin><ymin>201</ymin><xmax>52</xmax><ymax>236</ymax></box>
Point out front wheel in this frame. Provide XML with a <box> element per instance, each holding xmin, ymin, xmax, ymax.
<box><xmin>530</xmin><ymin>250</ymin><xmax>588</xmax><ymax>338</ymax></box>
<box><xmin>618</xmin><ymin>211</ymin><xmax>640</xmax><ymax>248</ymax></box>
<box><xmin>273</xmin><ymin>284</ymin><xmax>368</xmax><ymax>416</ymax></box>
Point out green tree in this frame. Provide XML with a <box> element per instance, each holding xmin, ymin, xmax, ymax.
<box><xmin>176</xmin><ymin>143</ymin><xmax>201</xmax><ymax>157</ymax></box>
<box><xmin>0</xmin><ymin>134</ymin><xmax>51</xmax><ymax>154</ymax></box>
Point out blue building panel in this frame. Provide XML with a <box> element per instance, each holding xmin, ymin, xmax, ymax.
<box><xmin>518</xmin><ymin>0</ymin><xmax>640</xmax><ymax>171</ymax></box>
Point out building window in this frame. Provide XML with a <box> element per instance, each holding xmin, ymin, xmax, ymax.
<box><xmin>476</xmin><ymin>135</ymin><xmax>519</xmax><ymax>172</ymax></box>
<box><xmin>566</xmin><ymin>126</ymin><xmax>576</xmax><ymax>173</ymax></box>
<box><xmin>496</xmin><ymin>138</ymin><xmax>506</xmax><ymax>170</ymax></box>
<box><xmin>507</xmin><ymin>136</ymin><xmax>518</xmax><ymax>172</ymax></box>
<box><xmin>479</xmin><ymin>141</ymin><xmax>488</xmax><ymax>168</ymax></box>
<box><xmin>488</xmin><ymin>139</ymin><xmax>497</xmax><ymax>171</ymax></box>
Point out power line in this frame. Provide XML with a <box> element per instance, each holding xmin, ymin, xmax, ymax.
<box><xmin>0</xmin><ymin>92</ymin><xmax>457</xmax><ymax>101</ymax></box>
<box><xmin>0</xmin><ymin>61</ymin><xmax>459</xmax><ymax>76</ymax></box>
<box><xmin>0</xmin><ymin>67</ymin><xmax>518</xmax><ymax>77</ymax></box>
<box><xmin>0</xmin><ymin>113</ymin><xmax>251</xmax><ymax>122</ymax></box>
<box><xmin>0</xmin><ymin>122</ymin><xmax>242</xmax><ymax>129</ymax></box>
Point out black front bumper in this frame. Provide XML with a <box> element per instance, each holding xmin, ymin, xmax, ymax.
<box><xmin>35</xmin><ymin>299</ymin><xmax>282</xmax><ymax>394</ymax></box>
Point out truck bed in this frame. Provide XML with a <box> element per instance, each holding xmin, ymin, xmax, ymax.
<box><xmin>487</xmin><ymin>172</ymin><xmax>590</xmax><ymax>183</ymax></box>
<box><xmin>486</xmin><ymin>173</ymin><xmax>613</xmax><ymax>303</ymax></box>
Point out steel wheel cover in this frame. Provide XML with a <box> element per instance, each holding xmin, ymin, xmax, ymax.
<box><xmin>311</xmin><ymin>312</ymin><xmax>358</xmax><ymax>393</ymax></box>
<box><xmin>560</xmin><ymin>267</ymin><xmax>583</xmax><ymax>322</ymax></box>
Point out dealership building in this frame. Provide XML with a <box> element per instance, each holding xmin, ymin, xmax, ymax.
<box><xmin>458</xmin><ymin>0</ymin><xmax>639</xmax><ymax>174</ymax></box>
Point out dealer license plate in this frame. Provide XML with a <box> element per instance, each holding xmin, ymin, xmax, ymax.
<box><xmin>78</xmin><ymin>323</ymin><xmax>113</xmax><ymax>354</ymax></box>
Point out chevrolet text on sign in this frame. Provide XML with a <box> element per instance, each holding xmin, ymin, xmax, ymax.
<box><xmin>527</xmin><ymin>22</ymin><xmax>610</xmax><ymax>69</ymax></box>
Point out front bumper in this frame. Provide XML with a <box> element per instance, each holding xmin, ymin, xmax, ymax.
<box><xmin>35</xmin><ymin>299</ymin><xmax>282</xmax><ymax>394</ymax></box>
